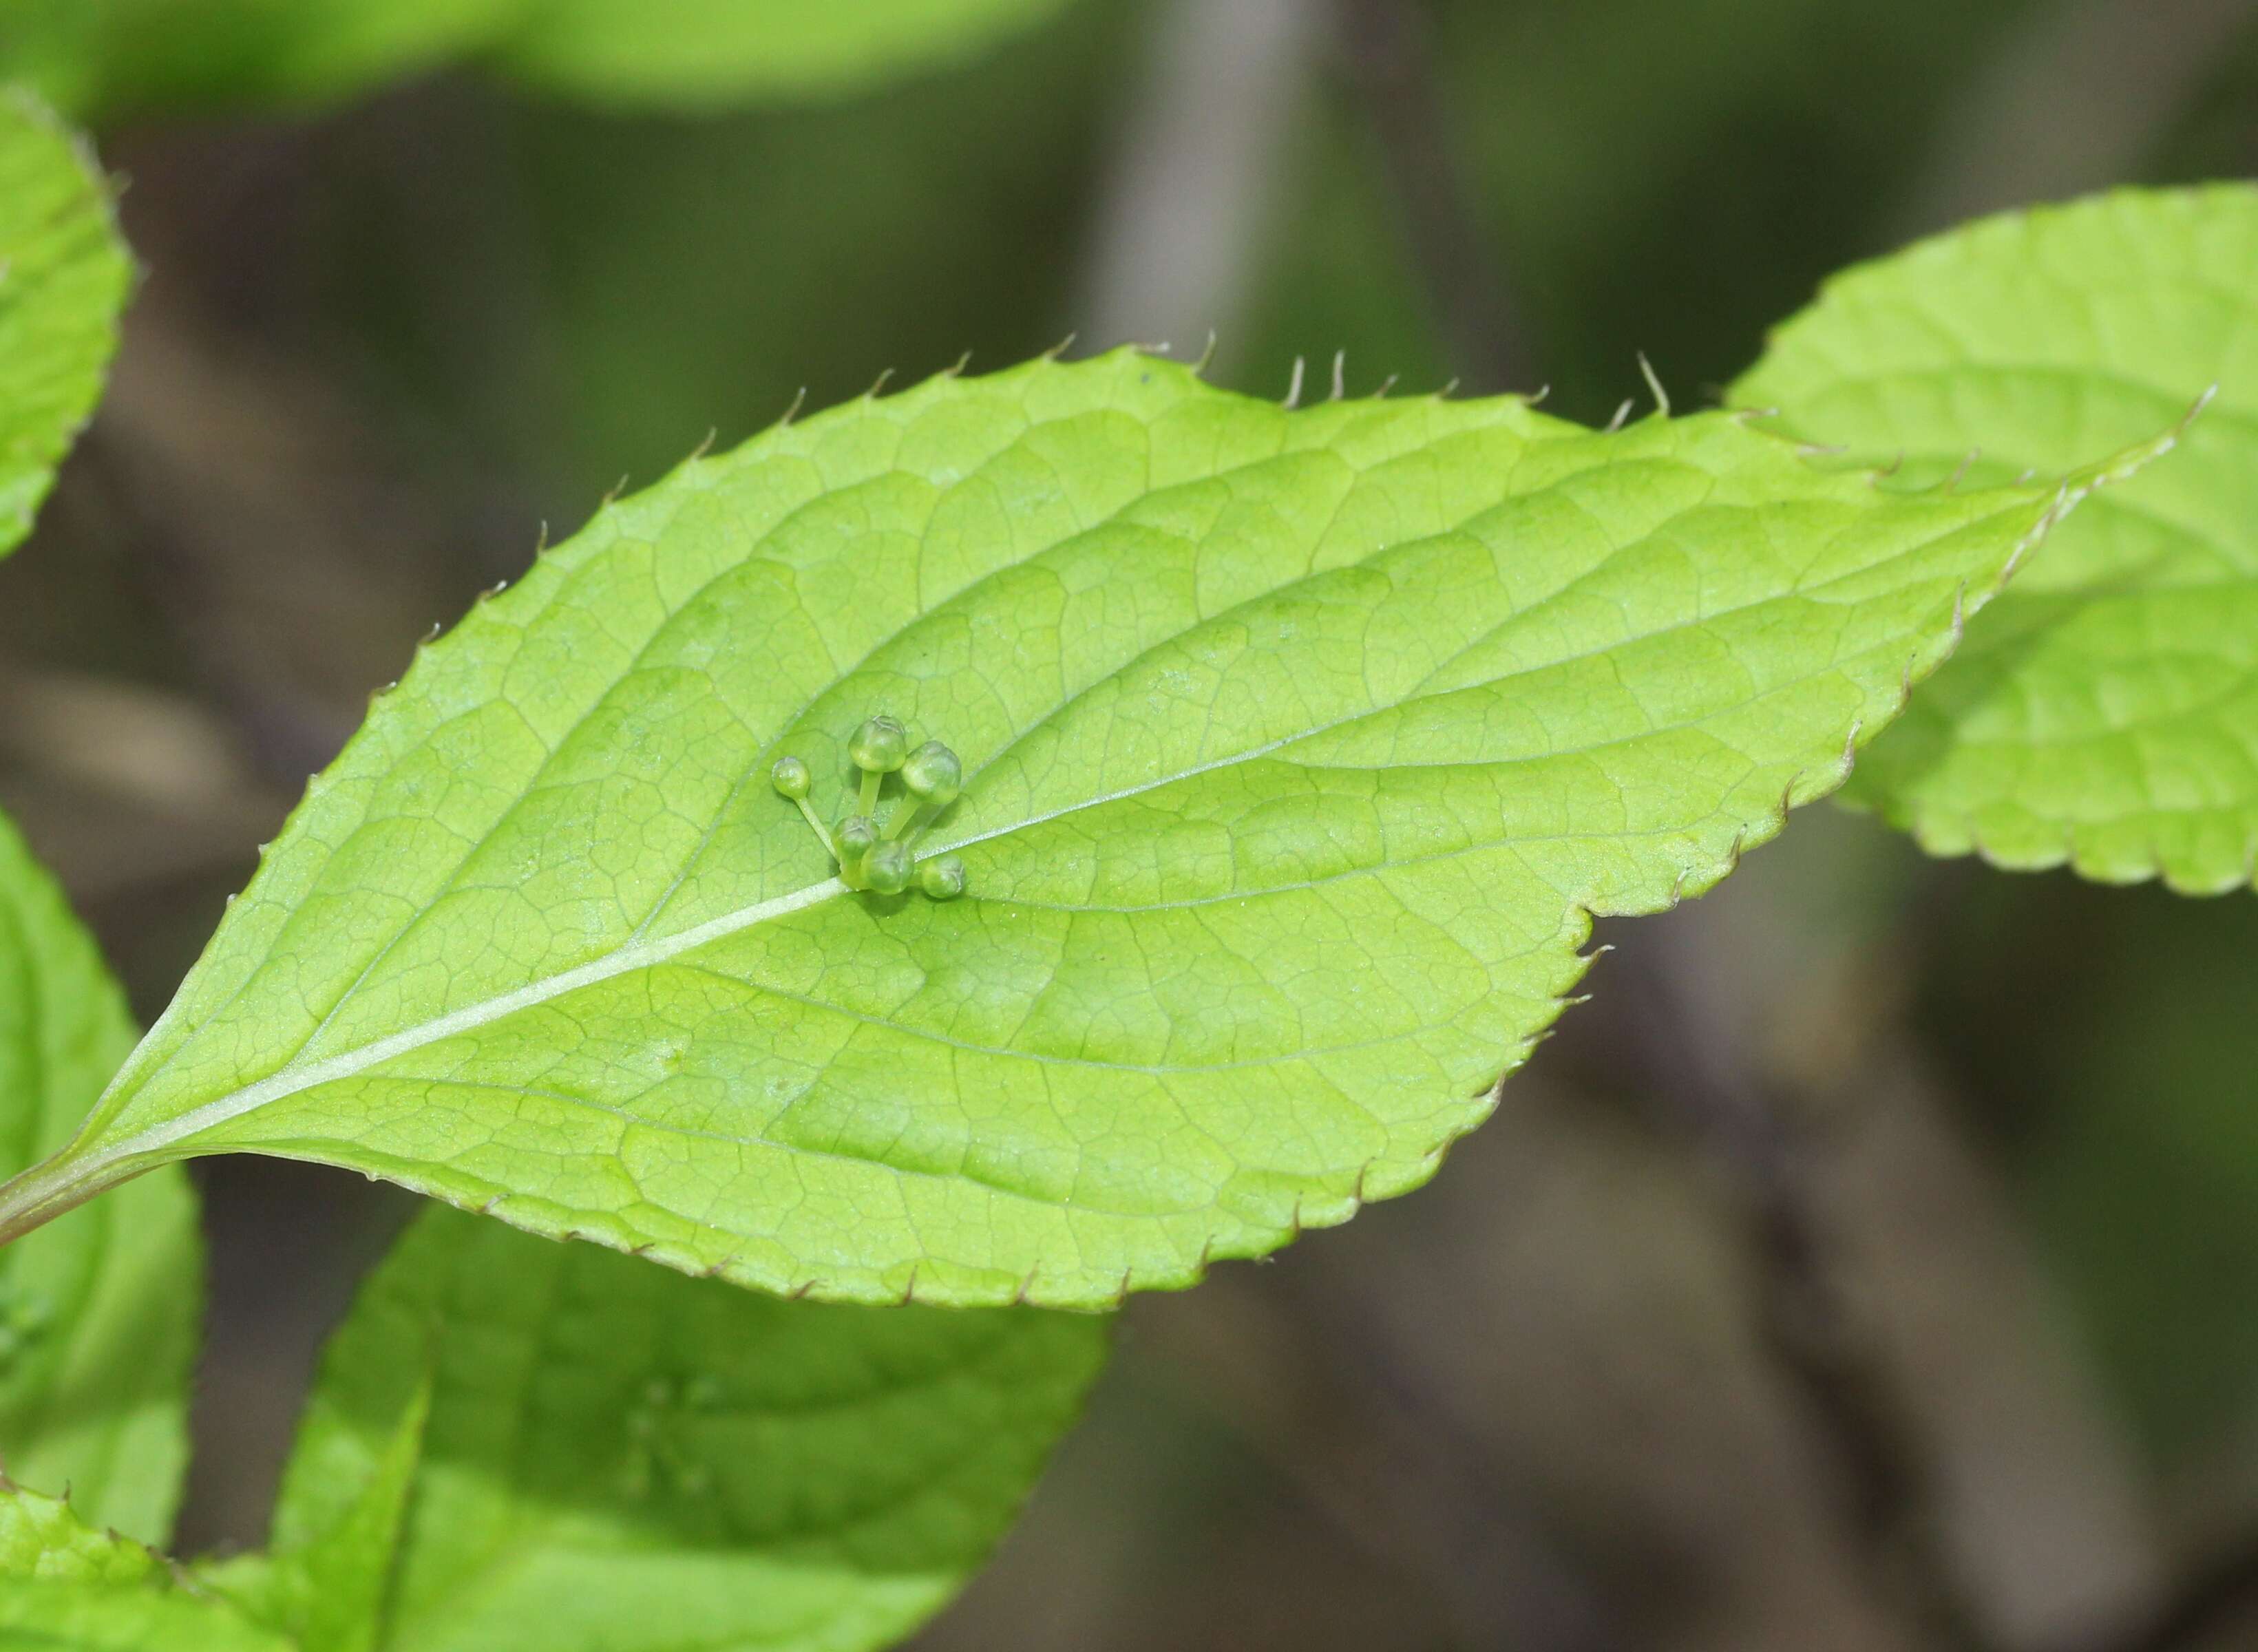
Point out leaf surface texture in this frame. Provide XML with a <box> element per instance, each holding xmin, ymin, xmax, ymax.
<box><xmin>0</xmin><ymin>1580</ymin><xmax>292</xmax><ymax>1651</ymax></box>
<box><xmin>0</xmin><ymin>1483</ymin><xmax>161</xmax><ymax>1587</ymax></box>
<box><xmin>0</xmin><ymin>92</ymin><xmax>128</xmax><ymax>562</ymax></box>
<box><xmin>250</xmin><ymin>1205</ymin><xmax>1106</xmax><ymax>1651</ymax></box>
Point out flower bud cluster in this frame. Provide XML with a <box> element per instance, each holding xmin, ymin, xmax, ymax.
<box><xmin>771</xmin><ymin>714</ymin><xmax>967</xmax><ymax>898</ymax></box>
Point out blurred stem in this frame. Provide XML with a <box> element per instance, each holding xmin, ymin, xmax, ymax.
<box><xmin>2068</xmin><ymin>1538</ymin><xmax>2258</xmax><ymax>1652</ymax></box>
<box><xmin>1075</xmin><ymin>0</ymin><xmax>1325</xmax><ymax>357</ymax></box>
<box><xmin>1328</xmin><ymin>0</ymin><xmax>1530</xmax><ymax>392</ymax></box>
<box><xmin>1610</xmin><ymin>946</ymin><xmax>2001</xmax><ymax>1652</ymax></box>
<box><xmin>1894</xmin><ymin>0</ymin><xmax>2258</xmax><ymax>238</ymax></box>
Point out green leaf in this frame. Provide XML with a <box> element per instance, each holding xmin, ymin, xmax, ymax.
<box><xmin>0</xmin><ymin>89</ymin><xmax>129</xmax><ymax>562</ymax></box>
<box><xmin>0</xmin><ymin>1579</ymin><xmax>293</xmax><ymax>1651</ymax></box>
<box><xmin>1731</xmin><ymin>183</ymin><xmax>2258</xmax><ymax>891</ymax></box>
<box><xmin>195</xmin><ymin>1379</ymin><xmax>428</xmax><ymax>1652</ymax></box>
<box><xmin>0</xmin><ymin>1482</ymin><xmax>161</xmax><ymax>1587</ymax></box>
<box><xmin>494</xmin><ymin>0</ymin><xmax>1077</xmax><ymax>109</ymax></box>
<box><xmin>0</xmin><ymin>810</ymin><xmax>200</xmax><ymax>1543</ymax></box>
<box><xmin>0</xmin><ymin>351</ymin><xmax>2137</xmax><ymax>1307</ymax></box>
<box><xmin>241</xmin><ymin>1204</ymin><xmax>1105</xmax><ymax>1652</ymax></box>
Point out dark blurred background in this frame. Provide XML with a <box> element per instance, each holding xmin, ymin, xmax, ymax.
<box><xmin>8</xmin><ymin>1</ymin><xmax>2258</xmax><ymax>1647</ymax></box>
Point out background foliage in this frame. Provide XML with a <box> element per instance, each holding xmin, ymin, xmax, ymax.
<box><xmin>4</xmin><ymin>1</ymin><xmax>2258</xmax><ymax>1648</ymax></box>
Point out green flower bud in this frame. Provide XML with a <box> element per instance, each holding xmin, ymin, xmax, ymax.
<box><xmin>917</xmin><ymin>855</ymin><xmax>966</xmax><ymax>901</ymax></box>
<box><xmin>769</xmin><ymin>755</ymin><xmax>811</xmax><ymax>800</ymax></box>
<box><xmin>849</xmin><ymin>714</ymin><xmax>909</xmax><ymax>774</ymax></box>
<box><xmin>900</xmin><ymin>739</ymin><xmax>962</xmax><ymax>806</ymax></box>
<box><xmin>863</xmin><ymin>840</ymin><xmax>913</xmax><ymax>896</ymax></box>
<box><xmin>833</xmin><ymin>814</ymin><xmax>878</xmax><ymax>883</ymax></box>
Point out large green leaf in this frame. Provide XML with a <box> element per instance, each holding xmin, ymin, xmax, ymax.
<box><xmin>0</xmin><ymin>1482</ymin><xmax>161</xmax><ymax>1587</ymax></box>
<box><xmin>0</xmin><ymin>89</ymin><xmax>129</xmax><ymax>562</ymax></box>
<box><xmin>494</xmin><ymin>0</ymin><xmax>1076</xmax><ymax>109</ymax></box>
<box><xmin>0</xmin><ymin>352</ymin><xmax>2141</xmax><ymax>1307</ymax></box>
<box><xmin>0</xmin><ymin>811</ymin><xmax>200</xmax><ymax>1543</ymax></box>
<box><xmin>196</xmin><ymin>1379</ymin><xmax>427</xmax><ymax>1652</ymax></box>
<box><xmin>0</xmin><ymin>1579</ymin><xmax>293</xmax><ymax>1651</ymax></box>
<box><xmin>223</xmin><ymin>1204</ymin><xmax>1105</xmax><ymax>1652</ymax></box>
<box><xmin>1732</xmin><ymin>184</ymin><xmax>2258</xmax><ymax>891</ymax></box>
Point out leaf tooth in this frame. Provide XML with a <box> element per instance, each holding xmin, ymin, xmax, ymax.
<box><xmin>1636</xmin><ymin>349</ymin><xmax>1671</xmax><ymax>419</ymax></box>
<box><xmin>767</xmin><ymin>385</ymin><xmax>808</xmax><ymax>432</ymax></box>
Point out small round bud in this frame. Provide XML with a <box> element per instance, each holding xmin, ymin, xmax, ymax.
<box><xmin>918</xmin><ymin>855</ymin><xmax>966</xmax><ymax>900</ymax></box>
<box><xmin>863</xmin><ymin>840</ymin><xmax>913</xmax><ymax>896</ymax></box>
<box><xmin>900</xmin><ymin>740</ymin><xmax>962</xmax><ymax>805</ymax></box>
<box><xmin>834</xmin><ymin>814</ymin><xmax>878</xmax><ymax>878</ymax></box>
<box><xmin>770</xmin><ymin>755</ymin><xmax>811</xmax><ymax>800</ymax></box>
<box><xmin>849</xmin><ymin>715</ymin><xmax>908</xmax><ymax>774</ymax></box>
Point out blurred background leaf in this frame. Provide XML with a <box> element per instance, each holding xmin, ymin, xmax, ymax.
<box><xmin>0</xmin><ymin>0</ymin><xmax>1079</xmax><ymax>121</ymax></box>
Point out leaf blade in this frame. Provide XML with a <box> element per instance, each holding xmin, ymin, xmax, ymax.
<box><xmin>1731</xmin><ymin>183</ymin><xmax>2258</xmax><ymax>891</ymax></box>
<box><xmin>0</xmin><ymin>89</ymin><xmax>129</xmax><ymax>562</ymax></box>
<box><xmin>0</xmin><ymin>812</ymin><xmax>201</xmax><ymax>1544</ymax></box>
<box><xmin>0</xmin><ymin>1578</ymin><xmax>294</xmax><ymax>1651</ymax></box>
<box><xmin>0</xmin><ymin>1482</ymin><xmax>162</xmax><ymax>1587</ymax></box>
<box><xmin>10</xmin><ymin>352</ymin><xmax>2114</xmax><ymax>1306</ymax></box>
<box><xmin>257</xmin><ymin>1204</ymin><xmax>1105</xmax><ymax>1652</ymax></box>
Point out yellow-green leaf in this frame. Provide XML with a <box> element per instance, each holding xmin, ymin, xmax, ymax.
<box><xmin>1733</xmin><ymin>184</ymin><xmax>2258</xmax><ymax>891</ymax></box>
<box><xmin>0</xmin><ymin>89</ymin><xmax>129</xmax><ymax>562</ymax></box>
<box><xmin>0</xmin><ymin>812</ymin><xmax>200</xmax><ymax>1544</ymax></box>
<box><xmin>0</xmin><ymin>351</ymin><xmax>2140</xmax><ymax>1306</ymax></box>
<box><xmin>231</xmin><ymin>1205</ymin><xmax>1105</xmax><ymax>1652</ymax></box>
